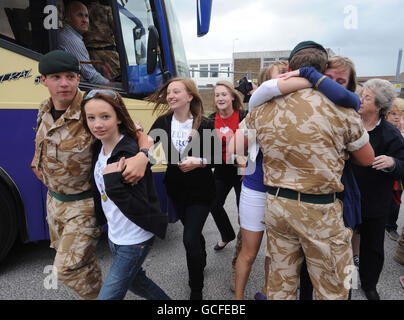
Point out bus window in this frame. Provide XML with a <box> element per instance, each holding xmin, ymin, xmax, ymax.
<box><xmin>0</xmin><ymin>0</ymin><xmax>49</xmax><ymax>54</ymax></box>
<box><xmin>82</xmin><ymin>1</ymin><xmax>122</xmax><ymax>83</ymax></box>
<box><xmin>164</xmin><ymin>0</ymin><xmax>189</xmax><ymax>78</ymax></box>
<box><xmin>117</xmin><ymin>0</ymin><xmax>162</xmax><ymax>94</ymax></box>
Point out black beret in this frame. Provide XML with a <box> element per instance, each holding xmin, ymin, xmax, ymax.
<box><xmin>38</xmin><ymin>50</ymin><xmax>80</xmax><ymax>75</ymax></box>
<box><xmin>288</xmin><ymin>41</ymin><xmax>328</xmax><ymax>61</ymax></box>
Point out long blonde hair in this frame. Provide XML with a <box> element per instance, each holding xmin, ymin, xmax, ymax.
<box><xmin>258</xmin><ymin>60</ymin><xmax>288</xmax><ymax>85</ymax></box>
<box><xmin>328</xmin><ymin>55</ymin><xmax>357</xmax><ymax>93</ymax></box>
<box><xmin>213</xmin><ymin>80</ymin><xmax>244</xmax><ymax>112</ymax></box>
<box><xmin>147</xmin><ymin>77</ymin><xmax>204</xmax><ymax>132</ymax></box>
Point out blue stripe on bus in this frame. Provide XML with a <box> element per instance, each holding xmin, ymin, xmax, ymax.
<box><xmin>0</xmin><ymin>109</ymin><xmax>48</xmax><ymax>242</ymax></box>
<box><xmin>154</xmin><ymin>0</ymin><xmax>173</xmax><ymax>75</ymax></box>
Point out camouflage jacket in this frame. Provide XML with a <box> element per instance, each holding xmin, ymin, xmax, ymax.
<box><xmin>33</xmin><ymin>91</ymin><xmax>94</xmax><ymax>194</ymax></box>
<box><xmin>83</xmin><ymin>3</ymin><xmax>116</xmax><ymax>48</ymax></box>
<box><xmin>244</xmin><ymin>88</ymin><xmax>369</xmax><ymax>194</ymax></box>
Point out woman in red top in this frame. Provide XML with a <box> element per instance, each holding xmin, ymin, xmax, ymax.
<box><xmin>208</xmin><ymin>81</ymin><xmax>247</xmax><ymax>253</ymax></box>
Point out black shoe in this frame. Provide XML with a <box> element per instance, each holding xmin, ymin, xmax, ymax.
<box><xmin>364</xmin><ymin>289</ymin><xmax>380</xmax><ymax>300</ymax></box>
<box><xmin>214</xmin><ymin>241</ymin><xmax>228</xmax><ymax>251</ymax></box>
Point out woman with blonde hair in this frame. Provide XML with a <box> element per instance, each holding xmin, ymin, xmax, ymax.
<box><xmin>233</xmin><ymin>61</ymin><xmax>287</xmax><ymax>300</ymax></box>
<box><xmin>147</xmin><ymin>78</ymin><xmax>217</xmax><ymax>300</ymax></box>
<box><xmin>327</xmin><ymin>55</ymin><xmax>358</xmax><ymax>92</ymax></box>
<box><xmin>208</xmin><ymin>80</ymin><xmax>247</xmax><ymax>255</ymax></box>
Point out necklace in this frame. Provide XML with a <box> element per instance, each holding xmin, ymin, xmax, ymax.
<box><xmin>100</xmin><ymin>183</ymin><xmax>108</xmax><ymax>202</ymax></box>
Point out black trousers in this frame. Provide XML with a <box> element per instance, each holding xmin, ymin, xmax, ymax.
<box><xmin>359</xmin><ymin>216</ymin><xmax>386</xmax><ymax>291</ymax></box>
<box><xmin>210</xmin><ymin>166</ymin><xmax>242</xmax><ymax>243</ymax></box>
<box><xmin>172</xmin><ymin>201</ymin><xmax>209</xmax><ymax>293</ymax></box>
<box><xmin>385</xmin><ymin>199</ymin><xmax>400</xmax><ymax>232</ymax></box>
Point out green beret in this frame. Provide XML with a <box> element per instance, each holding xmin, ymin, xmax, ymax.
<box><xmin>38</xmin><ymin>50</ymin><xmax>80</xmax><ymax>75</ymax></box>
<box><xmin>289</xmin><ymin>41</ymin><xmax>328</xmax><ymax>61</ymax></box>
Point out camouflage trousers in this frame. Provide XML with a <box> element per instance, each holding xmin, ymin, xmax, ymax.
<box><xmin>88</xmin><ymin>49</ymin><xmax>120</xmax><ymax>80</ymax></box>
<box><xmin>264</xmin><ymin>193</ymin><xmax>353</xmax><ymax>300</ymax></box>
<box><xmin>47</xmin><ymin>193</ymin><xmax>103</xmax><ymax>300</ymax></box>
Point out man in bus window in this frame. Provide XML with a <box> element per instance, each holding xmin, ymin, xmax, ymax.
<box><xmin>58</xmin><ymin>1</ymin><xmax>110</xmax><ymax>85</ymax></box>
<box><xmin>31</xmin><ymin>50</ymin><xmax>151</xmax><ymax>299</ymax></box>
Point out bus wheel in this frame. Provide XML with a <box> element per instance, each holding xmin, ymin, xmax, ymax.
<box><xmin>0</xmin><ymin>182</ymin><xmax>18</xmax><ymax>262</ymax></box>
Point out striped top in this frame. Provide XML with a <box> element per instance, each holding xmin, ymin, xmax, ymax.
<box><xmin>58</xmin><ymin>24</ymin><xmax>109</xmax><ymax>85</ymax></box>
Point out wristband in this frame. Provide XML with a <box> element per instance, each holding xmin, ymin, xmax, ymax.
<box><xmin>200</xmin><ymin>157</ymin><xmax>204</xmax><ymax>166</ymax></box>
<box><xmin>315</xmin><ymin>76</ymin><xmax>327</xmax><ymax>89</ymax></box>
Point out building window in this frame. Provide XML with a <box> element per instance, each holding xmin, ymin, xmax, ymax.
<box><xmin>200</xmin><ymin>64</ymin><xmax>209</xmax><ymax>78</ymax></box>
<box><xmin>263</xmin><ymin>57</ymin><xmax>276</xmax><ymax>68</ymax></box>
<box><xmin>220</xmin><ymin>63</ymin><xmax>230</xmax><ymax>77</ymax></box>
<box><xmin>190</xmin><ymin>64</ymin><xmax>198</xmax><ymax>77</ymax></box>
<box><xmin>210</xmin><ymin>64</ymin><xmax>219</xmax><ymax>77</ymax></box>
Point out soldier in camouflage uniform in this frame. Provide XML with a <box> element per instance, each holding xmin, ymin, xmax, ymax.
<box><xmin>31</xmin><ymin>50</ymin><xmax>150</xmax><ymax>299</ymax></box>
<box><xmin>83</xmin><ymin>1</ymin><xmax>120</xmax><ymax>80</ymax></box>
<box><xmin>31</xmin><ymin>50</ymin><xmax>102</xmax><ymax>299</ymax></box>
<box><xmin>243</xmin><ymin>42</ymin><xmax>374</xmax><ymax>300</ymax></box>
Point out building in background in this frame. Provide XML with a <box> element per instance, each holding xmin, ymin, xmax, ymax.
<box><xmin>358</xmin><ymin>73</ymin><xmax>404</xmax><ymax>98</ymax></box>
<box><xmin>233</xmin><ymin>48</ymin><xmax>336</xmax><ymax>84</ymax></box>
<box><xmin>188</xmin><ymin>48</ymin><xmax>404</xmax><ymax>110</ymax></box>
<box><xmin>188</xmin><ymin>58</ymin><xmax>233</xmax><ymax>88</ymax></box>
<box><xmin>188</xmin><ymin>58</ymin><xmax>233</xmax><ymax>112</ymax></box>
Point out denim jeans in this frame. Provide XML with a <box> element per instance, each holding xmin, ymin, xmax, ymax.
<box><xmin>97</xmin><ymin>237</ymin><xmax>170</xmax><ymax>300</ymax></box>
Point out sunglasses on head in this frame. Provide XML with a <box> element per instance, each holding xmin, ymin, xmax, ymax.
<box><xmin>83</xmin><ymin>89</ymin><xmax>118</xmax><ymax>102</ymax></box>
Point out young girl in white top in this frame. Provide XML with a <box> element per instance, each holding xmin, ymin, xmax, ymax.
<box><xmin>81</xmin><ymin>89</ymin><xmax>170</xmax><ymax>300</ymax></box>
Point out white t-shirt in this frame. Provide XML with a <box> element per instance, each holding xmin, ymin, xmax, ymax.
<box><xmin>171</xmin><ymin>115</ymin><xmax>193</xmax><ymax>154</ymax></box>
<box><xmin>94</xmin><ymin>142</ymin><xmax>154</xmax><ymax>245</ymax></box>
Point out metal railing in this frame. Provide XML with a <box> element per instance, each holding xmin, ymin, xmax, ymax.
<box><xmin>189</xmin><ymin>68</ymin><xmax>259</xmax><ymax>82</ymax></box>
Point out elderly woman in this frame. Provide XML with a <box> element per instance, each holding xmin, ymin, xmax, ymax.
<box><xmin>353</xmin><ymin>79</ymin><xmax>404</xmax><ymax>300</ymax></box>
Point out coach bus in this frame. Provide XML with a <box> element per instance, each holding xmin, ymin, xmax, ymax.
<box><xmin>0</xmin><ymin>0</ymin><xmax>212</xmax><ymax>261</ymax></box>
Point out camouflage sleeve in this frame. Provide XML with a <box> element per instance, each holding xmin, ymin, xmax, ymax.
<box><xmin>243</xmin><ymin>109</ymin><xmax>257</xmax><ymax>132</ymax></box>
<box><xmin>240</xmin><ymin>111</ymin><xmax>261</xmax><ymax>162</ymax></box>
<box><xmin>34</xmin><ymin>99</ymin><xmax>49</xmax><ymax>132</ymax></box>
<box><xmin>344</xmin><ymin>110</ymin><xmax>369</xmax><ymax>152</ymax></box>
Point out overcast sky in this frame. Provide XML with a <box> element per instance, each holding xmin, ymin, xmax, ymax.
<box><xmin>173</xmin><ymin>0</ymin><xmax>404</xmax><ymax>77</ymax></box>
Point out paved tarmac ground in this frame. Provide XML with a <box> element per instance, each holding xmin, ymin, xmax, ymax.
<box><xmin>0</xmin><ymin>190</ymin><xmax>403</xmax><ymax>300</ymax></box>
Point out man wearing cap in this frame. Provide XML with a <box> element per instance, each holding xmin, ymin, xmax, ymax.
<box><xmin>31</xmin><ymin>50</ymin><xmax>151</xmax><ymax>299</ymax></box>
<box><xmin>242</xmin><ymin>41</ymin><xmax>374</xmax><ymax>299</ymax></box>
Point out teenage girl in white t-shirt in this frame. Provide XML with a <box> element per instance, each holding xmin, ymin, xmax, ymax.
<box><xmin>81</xmin><ymin>89</ymin><xmax>170</xmax><ymax>300</ymax></box>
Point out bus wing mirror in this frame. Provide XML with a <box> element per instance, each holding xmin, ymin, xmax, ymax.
<box><xmin>147</xmin><ymin>26</ymin><xmax>159</xmax><ymax>74</ymax></box>
<box><xmin>133</xmin><ymin>26</ymin><xmax>146</xmax><ymax>65</ymax></box>
<box><xmin>197</xmin><ymin>0</ymin><xmax>212</xmax><ymax>37</ymax></box>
